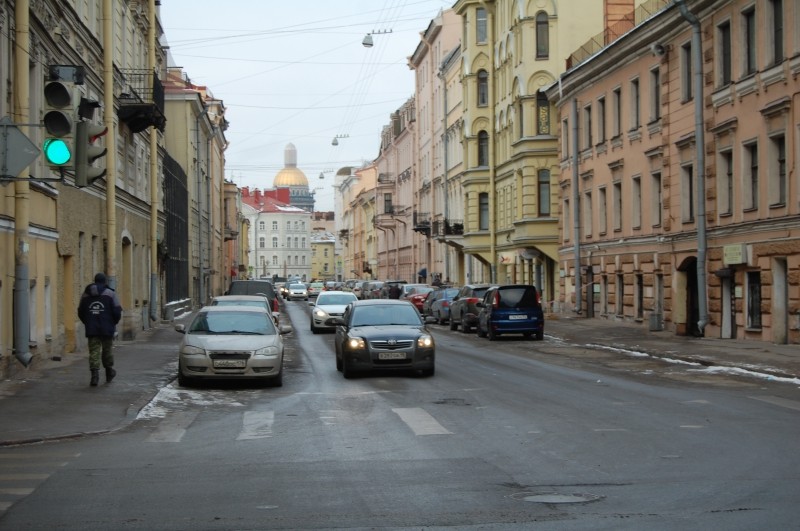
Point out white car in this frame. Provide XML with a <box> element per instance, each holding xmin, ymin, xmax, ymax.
<box><xmin>287</xmin><ymin>283</ymin><xmax>309</xmax><ymax>301</ymax></box>
<box><xmin>209</xmin><ymin>294</ymin><xmax>279</xmax><ymax>324</ymax></box>
<box><xmin>309</xmin><ymin>290</ymin><xmax>358</xmax><ymax>333</ymax></box>
<box><xmin>175</xmin><ymin>306</ymin><xmax>292</xmax><ymax>387</ymax></box>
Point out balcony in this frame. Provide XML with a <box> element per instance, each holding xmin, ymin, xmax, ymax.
<box><xmin>377</xmin><ymin>173</ymin><xmax>395</xmax><ymax>184</ymax></box>
<box><xmin>118</xmin><ymin>69</ymin><xmax>166</xmax><ymax>133</ymax></box>
<box><xmin>224</xmin><ymin>225</ymin><xmax>239</xmax><ymax>241</ymax></box>
<box><xmin>339</xmin><ymin>229</ymin><xmax>350</xmax><ymax>240</ymax></box>
<box><xmin>413</xmin><ymin>212</ymin><xmax>430</xmax><ymax>236</ymax></box>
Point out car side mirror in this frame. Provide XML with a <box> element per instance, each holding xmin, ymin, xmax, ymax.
<box><xmin>175</xmin><ymin>324</ymin><xmax>186</xmax><ymax>334</ymax></box>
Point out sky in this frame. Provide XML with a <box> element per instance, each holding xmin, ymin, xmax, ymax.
<box><xmin>160</xmin><ymin>0</ymin><xmax>456</xmax><ymax>212</ymax></box>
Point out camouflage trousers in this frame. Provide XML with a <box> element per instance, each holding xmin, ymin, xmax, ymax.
<box><xmin>88</xmin><ymin>336</ymin><xmax>114</xmax><ymax>370</ymax></box>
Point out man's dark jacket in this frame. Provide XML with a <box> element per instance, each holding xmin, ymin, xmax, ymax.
<box><xmin>78</xmin><ymin>283</ymin><xmax>123</xmax><ymax>337</ymax></box>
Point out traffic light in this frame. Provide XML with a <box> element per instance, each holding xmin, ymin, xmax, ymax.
<box><xmin>42</xmin><ymin>79</ymin><xmax>76</xmax><ymax>170</ymax></box>
<box><xmin>74</xmin><ymin>120</ymin><xmax>108</xmax><ymax>187</ymax></box>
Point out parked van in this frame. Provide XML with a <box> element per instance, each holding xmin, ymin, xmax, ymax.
<box><xmin>475</xmin><ymin>284</ymin><xmax>544</xmax><ymax>340</ymax></box>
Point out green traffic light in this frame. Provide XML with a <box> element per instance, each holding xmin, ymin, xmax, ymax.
<box><xmin>43</xmin><ymin>138</ymin><xmax>71</xmax><ymax>165</ymax></box>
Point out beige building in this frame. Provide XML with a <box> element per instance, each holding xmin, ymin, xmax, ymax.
<box><xmin>1</xmin><ymin>1</ymin><xmax>167</xmax><ymax>377</ymax></box>
<box><xmin>310</xmin><ymin>233</ymin><xmax>336</xmax><ymax>281</ymax></box>
<box><xmin>548</xmin><ymin>0</ymin><xmax>799</xmax><ymax>343</ymax></box>
<box><xmin>451</xmin><ymin>0</ymin><xmax>641</xmax><ymax>302</ymax></box>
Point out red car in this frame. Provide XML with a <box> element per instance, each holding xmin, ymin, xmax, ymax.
<box><xmin>405</xmin><ymin>286</ymin><xmax>435</xmax><ymax>312</ymax></box>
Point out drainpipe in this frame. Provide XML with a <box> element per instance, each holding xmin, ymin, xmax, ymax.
<box><xmin>571</xmin><ymin>98</ymin><xmax>582</xmax><ymax>314</ymax></box>
<box><xmin>674</xmin><ymin>0</ymin><xmax>709</xmax><ymax>334</ymax></box>
<box><xmin>488</xmin><ymin>5</ymin><xmax>497</xmax><ymax>284</ymax></box>
<box><xmin>196</xmin><ymin>110</ymin><xmax>206</xmax><ymax>306</ymax></box>
<box><xmin>440</xmin><ymin>66</ymin><xmax>450</xmax><ymax>284</ymax></box>
<box><xmin>148</xmin><ymin>0</ymin><xmax>158</xmax><ymax>323</ymax></box>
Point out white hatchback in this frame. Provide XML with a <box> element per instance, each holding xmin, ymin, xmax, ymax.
<box><xmin>309</xmin><ymin>291</ymin><xmax>358</xmax><ymax>333</ymax></box>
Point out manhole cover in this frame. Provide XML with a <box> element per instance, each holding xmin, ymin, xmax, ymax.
<box><xmin>511</xmin><ymin>492</ymin><xmax>604</xmax><ymax>504</ymax></box>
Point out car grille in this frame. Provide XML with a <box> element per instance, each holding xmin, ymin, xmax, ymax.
<box><xmin>370</xmin><ymin>339</ymin><xmax>414</xmax><ymax>350</ymax></box>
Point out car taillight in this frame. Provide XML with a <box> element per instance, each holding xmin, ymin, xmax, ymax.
<box><xmin>442</xmin><ymin>301</ymin><xmax>449</xmax><ymax>307</ymax></box>
<box><xmin>465</xmin><ymin>297</ymin><xmax>479</xmax><ymax>304</ymax></box>
<box><xmin>492</xmin><ymin>291</ymin><xmax>500</xmax><ymax>309</ymax></box>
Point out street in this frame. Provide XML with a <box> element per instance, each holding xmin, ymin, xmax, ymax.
<box><xmin>1</xmin><ymin>301</ymin><xmax>799</xmax><ymax>530</ymax></box>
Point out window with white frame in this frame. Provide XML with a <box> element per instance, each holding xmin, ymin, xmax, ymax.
<box><xmin>613</xmin><ymin>181</ymin><xmax>622</xmax><ymax>231</ymax></box>
<box><xmin>259</xmin><ymin>221</ymin><xmax>265</xmax><ymax>230</ymax></box>
<box><xmin>630</xmin><ymin>78</ymin><xmax>640</xmax><ymax>130</ymax></box>
<box><xmin>479</xmin><ymin>192</ymin><xmax>489</xmax><ymax>230</ymax></box>
<box><xmin>612</xmin><ymin>87</ymin><xmax>622</xmax><ymax>138</ymax></box>
<box><xmin>649</xmin><ymin>68</ymin><xmax>661</xmax><ymax>122</ymax></box>
<box><xmin>538</xmin><ymin>169</ymin><xmax>551</xmax><ymax>216</ymax></box>
<box><xmin>272</xmin><ymin>237</ymin><xmax>278</xmax><ymax>248</ymax></box>
<box><xmin>651</xmin><ymin>171</ymin><xmax>662</xmax><ymax>227</ymax></box>
<box><xmin>742</xmin><ymin>7</ymin><xmax>757</xmax><ymax>76</ymax></box>
<box><xmin>536</xmin><ymin>11</ymin><xmax>549</xmax><ymax>58</ymax></box>
<box><xmin>477</xmin><ymin>70</ymin><xmax>489</xmax><ymax>107</ymax></box>
<box><xmin>744</xmin><ymin>142</ymin><xmax>759</xmax><ymax>210</ymax></box>
<box><xmin>583</xmin><ymin>191</ymin><xmax>593</xmax><ymax>237</ymax></box>
<box><xmin>272</xmin><ymin>221</ymin><xmax>278</xmax><ymax>230</ymax></box>
<box><xmin>682</xmin><ymin>164</ymin><xmax>695</xmax><ymax>222</ymax></box>
<box><xmin>259</xmin><ymin>237</ymin><xmax>265</xmax><ymax>248</ymax></box>
<box><xmin>769</xmin><ymin>134</ymin><xmax>786</xmax><ymax>206</ymax></box>
<box><xmin>476</xmin><ymin>8</ymin><xmax>487</xmax><ymax>44</ymax></box>
<box><xmin>582</xmin><ymin>103</ymin><xmax>592</xmax><ymax>150</ymax></box>
<box><xmin>599</xmin><ymin>187</ymin><xmax>607</xmax><ymax>235</ymax></box>
<box><xmin>718</xmin><ymin>150</ymin><xmax>733</xmax><ymax>215</ymax></box>
<box><xmin>769</xmin><ymin>0</ymin><xmax>784</xmax><ymax>65</ymax></box>
<box><xmin>597</xmin><ymin>96</ymin><xmax>606</xmax><ymax>143</ymax></box>
<box><xmin>632</xmin><ymin>175</ymin><xmax>642</xmax><ymax>229</ymax></box>
<box><xmin>681</xmin><ymin>41</ymin><xmax>693</xmax><ymax>101</ymax></box>
<box><xmin>717</xmin><ymin>20</ymin><xmax>732</xmax><ymax>86</ymax></box>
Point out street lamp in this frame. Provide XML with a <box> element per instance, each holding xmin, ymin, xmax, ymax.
<box><xmin>362</xmin><ymin>29</ymin><xmax>392</xmax><ymax>48</ymax></box>
<box><xmin>331</xmin><ymin>134</ymin><xmax>349</xmax><ymax>146</ymax></box>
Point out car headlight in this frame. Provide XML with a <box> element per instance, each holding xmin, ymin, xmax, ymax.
<box><xmin>314</xmin><ymin>309</ymin><xmax>328</xmax><ymax>318</ymax></box>
<box><xmin>181</xmin><ymin>345</ymin><xmax>206</xmax><ymax>356</ymax></box>
<box><xmin>254</xmin><ymin>346</ymin><xmax>280</xmax><ymax>357</ymax></box>
<box><xmin>347</xmin><ymin>337</ymin><xmax>366</xmax><ymax>350</ymax></box>
<box><xmin>417</xmin><ymin>334</ymin><xmax>434</xmax><ymax>348</ymax></box>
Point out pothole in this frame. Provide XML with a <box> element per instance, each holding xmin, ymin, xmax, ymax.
<box><xmin>511</xmin><ymin>492</ymin><xmax>604</xmax><ymax>504</ymax></box>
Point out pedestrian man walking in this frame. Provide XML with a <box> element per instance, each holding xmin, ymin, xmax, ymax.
<box><xmin>78</xmin><ymin>273</ymin><xmax>123</xmax><ymax>386</ymax></box>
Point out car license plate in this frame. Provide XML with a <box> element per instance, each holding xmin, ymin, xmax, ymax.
<box><xmin>378</xmin><ymin>352</ymin><xmax>406</xmax><ymax>360</ymax></box>
<box><xmin>213</xmin><ymin>359</ymin><xmax>246</xmax><ymax>368</ymax></box>
<box><xmin>509</xmin><ymin>314</ymin><xmax>527</xmax><ymax>320</ymax></box>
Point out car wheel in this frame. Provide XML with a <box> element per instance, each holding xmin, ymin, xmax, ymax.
<box><xmin>272</xmin><ymin>368</ymin><xmax>283</xmax><ymax>387</ymax></box>
<box><xmin>420</xmin><ymin>366</ymin><xmax>435</xmax><ymax>377</ymax></box>
<box><xmin>310</xmin><ymin>322</ymin><xmax>318</xmax><ymax>334</ymax></box>
<box><xmin>536</xmin><ymin>330</ymin><xmax>544</xmax><ymax>341</ymax></box>
<box><xmin>177</xmin><ymin>364</ymin><xmax>192</xmax><ymax>387</ymax></box>
<box><xmin>523</xmin><ymin>332</ymin><xmax>532</xmax><ymax>339</ymax></box>
<box><xmin>461</xmin><ymin>320</ymin><xmax>471</xmax><ymax>333</ymax></box>
<box><xmin>488</xmin><ymin>326</ymin><xmax>498</xmax><ymax>341</ymax></box>
<box><xmin>449</xmin><ymin>316</ymin><xmax>458</xmax><ymax>330</ymax></box>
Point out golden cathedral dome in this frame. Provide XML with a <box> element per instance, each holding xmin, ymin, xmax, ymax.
<box><xmin>273</xmin><ymin>143</ymin><xmax>309</xmax><ymax>187</ymax></box>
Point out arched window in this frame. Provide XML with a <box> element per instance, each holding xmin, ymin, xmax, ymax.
<box><xmin>259</xmin><ymin>237</ymin><xmax>265</xmax><ymax>248</ymax></box>
<box><xmin>272</xmin><ymin>221</ymin><xmax>278</xmax><ymax>230</ymax></box>
<box><xmin>479</xmin><ymin>192</ymin><xmax>489</xmax><ymax>230</ymax></box>
<box><xmin>258</xmin><ymin>221</ymin><xmax>265</xmax><ymax>230</ymax></box>
<box><xmin>477</xmin><ymin>70</ymin><xmax>489</xmax><ymax>106</ymax></box>
<box><xmin>301</xmin><ymin>237</ymin><xmax>306</xmax><ymax>248</ymax></box>
<box><xmin>272</xmin><ymin>237</ymin><xmax>278</xmax><ymax>248</ymax></box>
<box><xmin>536</xmin><ymin>12</ymin><xmax>549</xmax><ymax>59</ymax></box>
<box><xmin>272</xmin><ymin>255</ymin><xmax>278</xmax><ymax>265</ymax></box>
<box><xmin>477</xmin><ymin>131</ymin><xmax>489</xmax><ymax>166</ymax></box>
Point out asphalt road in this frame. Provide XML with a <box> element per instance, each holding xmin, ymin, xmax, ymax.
<box><xmin>1</xmin><ymin>300</ymin><xmax>798</xmax><ymax>530</ymax></box>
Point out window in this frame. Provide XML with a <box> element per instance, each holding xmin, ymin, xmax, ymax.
<box><xmin>599</xmin><ymin>187</ymin><xmax>608</xmax><ymax>234</ymax></box>
<box><xmin>649</xmin><ymin>68</ymin><xmax>661</xmax><ymax>122</ymax></box>
<box><xmin>563</xmin><ymin>199</ymin><xmax>571</xmax><ymax>241</ymax></box>
<box><xmin>476</xmin><ymin>8</ymin><xmax>487</xmax><ymax>43</ymax></box>
<box><xmin>536</xmin><ymin>11</ymin><xmax>549</xmax><ymax>58</ymax></box>
<box><xmin>747</xmin><ymin>271</ymin><xmax>762</xmax><ymax>329</ymax></box>
<box><xmin>717</xmin><ymin>21</ymin><xmax>732</xmax><ymax>86</ymax></box>
<box><xmin>272</xmin><ymin>255</ymin><xmax>277</xmax><ymax>265</ymax></box>
<box><xmin>477</xmin><ymin>70</ymin><xmax>489</xmax><ymax>106</ymax></box>
<box><xmin>582</xmin><ymin>104</ymin><xmax>592</xmax><ymax>150</ymax></box>
<box><xmin>561</xmin><ymin>118</ymin><xmax>569</xmax><ymax>159</ymax></box>
<box><xmin>718</xmin><ymin>151</ymin><xmax>733</xmax><ymax>215</ymax></box>
<box><xmin>301</xmin><ymin>237</ymin><xmax>306</xmax><ymax>248</ymax></box>
<box><xmin>384</xmin><ymin>193</ymin><xmax>393</xmax><ymax>214</ymax></box>
<box><xmin>682</xmin><ymin>164</ymin><xmax>695</xmax><ymax>222</ymax></box>
<box><xmin>258</xmin><ymin>221</ymin><xmax>265</xmax><ymax>230</ymax></box>
<box><xmin>630</xmin><ymin>78</ymin><xmax>640</xmax><ymax>130</ymax></box>
<box><xmin>294</xmin><ymin>237</ymin><xmax>299</xmax><ymax>248</ymax></box>
<box><xmin>536</xmin><ymin>91</ymin><xmax>550</xmax><ymax>135</ymax></box>
<box><xmin>616</xmin><ymin>273</ymin><xmax>624</xmax><ymax>315</ymax></box>
<box><xmin>286</xmin><ymin>221</ymin><xmax>291</xmax><ymax>230</ymax></box>
<box><xmin>651</xmin><ymin>172</ymin><xmax>662</xmax><ymax>227</ymax></box>
<box><xmin>744</xmin><ymin>143</ymin><xmax>759</xmax><ymax>210</ymax></box>
<box><xmin>681</xmin><ymin>42</ymin><xmax>692</xmax><ymax>101</ymax></box>
<box><xmin>597</xmin><ymin>96</ymin><xmax>606</xmax><ymax>143</ymax></box>
<box><xmin>286</xmin><ymin>237</ymin><xmax>291</xmax><ymax>248</ymax></box>
<box><xmin>259</xmin><ymin>237</ymin><xmax>265</xmax><ymax>248</ymax></box>
<box><xmin>769</xmin><ymin>0</ymin><xmax>784</xmax><ymax>65</ymax></box>
<box><xmin>272</xmin><ymin>237</ymin><xmax>278</xmax><ymax>248</ymax></box>
<box><xmin>612</xmin><ymin>88</ymin><xmax>621</xmax><ymax>138</ymax></box>
<box><xmin>743</xmin><ymin>7</ymin><xmax>757</xmax><ymax>76</ymax></box>
<box><xmin>583</xmin><ymin>191</ymin><xmax>593</xmax><ymax>237</ymax></box>
<box><xmin>272</xmin><ymin>221</ymin><xmax>278</xmax><ymax>231</ymax></box>
<box><xmin>479</xmin><ymin>192</ymin><xmax>489</xmax><ymax>230</ymax></box>
<box><xmin>770</xmin><ymin>134</ymin><xmax>786</xmax><ymax>206</ymax></box>
<box><xmin>632</xmin><ymin>176</ymin><xmax>641</xmax><ymax>229</ymax></box>
<box><xmin>477</xmin><ymin>131</ymin><xmax>489</xmax><ymax>166</ymax></box>
<box><xmin>613</xmin><ymin>182</ymin><xmax>622</xmax><ymax>231</ymax></box>
<box><xmin>537</xmin><ymin>169</ymin><xmax>551</xmax><ymax>216</ymax></box>
<box><xmin>636</xmin><ymin>274</ymin><xmax>644</xmax><ymax>320</ymax></box>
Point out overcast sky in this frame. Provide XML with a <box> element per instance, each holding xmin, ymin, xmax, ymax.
<box><xmin>160</xmin><ymin>0</ymin><xmax>456</xmax><ymax>211</ymax></box>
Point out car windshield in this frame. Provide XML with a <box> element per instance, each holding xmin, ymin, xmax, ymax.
<box><xmin>189</xmin><ymin>311</ymin><xmax>276</xmax><ymax>335</ymax></box>
<box><xmin>497</xmin><ymin>287</ymin><xmax>539</xmax><ymax>308</ymax></box>
<box><xmin>289</xmin><ymin>284</ymin><xmax>305</xmax><ymax>289</ymax></box>
<box><xmin>351</xmin><ymin>305</ymin><xmax>422</xmax><ymax>327</ymax></box>
<box><xmin>317</xmin><ymin>294</ymin><xmax>357</xmax><ymax>305</ymax></box>
<box><xmin>441</xmin><ymin>288</ymin><xmax>458</xmax><ymax>299</ymax></box>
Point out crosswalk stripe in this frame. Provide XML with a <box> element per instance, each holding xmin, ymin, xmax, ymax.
<box><xmin>237</xmin><ymin>411</ymin><xmax>275</xmax><ymax>440</ymax></box>
<box><xmin>392</xmin><ymin>408</ymin><xmax>452</xmax><ymax>435</ymax></box>
<box><xmin>146</xmin><ymin>411</ymin><xmax>199</xmax><ymax>443</ymax></box>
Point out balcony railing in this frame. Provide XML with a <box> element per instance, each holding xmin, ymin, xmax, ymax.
<box><xmin>413</xmin><ymin>211</ymin><xmax>431</xmax><ymax>236</ymax></box>
<box><xmin>118</xmin><ymin>69</ymin><xmax>166</xmax><ymax>133</ymax></box>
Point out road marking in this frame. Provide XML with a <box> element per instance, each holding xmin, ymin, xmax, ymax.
<box><xmin>392</xmin><ymin>408</ymin><xmax>452</xmax><ymax>435</ymax></box>
<box><xmin>749</xmin><ymin>395</ymin><xmax>800</xmax><ymax>412</ymax></box>
<box><xmin>0</xmin><ymin>488</ymin><xmax>33</xmax><ymax>495</ymax></box>
<box><xmin>593</xmin><ymin>428</ymin><xmax>628</xmax><ymax>432</ymax></box>
<box><xmin>679</xmin><ymin>425</ymin><xmax>705</xmax><ymax>429</ymax></box>
<box><xmin>146</xmin><ymin>411</ymin><xmax>199</xmax><ymax>443</ymax></box>
<box><xmin>237</xmin><ymin>411</ymin><xmax>275</xmax><ymax>440</ymax></box>
<box><xmin>0</xmin><ymin>474</ymin><xmax>49</xmax><ymax>481</ymax></box>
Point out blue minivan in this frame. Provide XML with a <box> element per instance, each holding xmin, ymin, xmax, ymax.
<box><xmin>475</xmin><ymin>284</ymin><xmax>544</xmax><ymax>340</ymax></box>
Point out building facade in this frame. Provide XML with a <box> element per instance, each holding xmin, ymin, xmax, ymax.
<box><xmin>548</xmin><ymin>0</ymin><xmax>799</xmax><ymax>343</ymax></box>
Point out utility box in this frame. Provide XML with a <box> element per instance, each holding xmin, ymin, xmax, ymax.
<box><xmin>649</xmin><ymin>313</ymin><xmax>664</xmax><ymax>331</ymax></box>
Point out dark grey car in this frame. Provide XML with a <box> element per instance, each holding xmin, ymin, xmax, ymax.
<box><xmin>329</xmin><ymin>299</ymin><xmax>435</xmax><ymax>378</ymax></box>
<box><xmin>449</xmin><ymin>284</ymin><xmax>492</xmax><ymax>333</ymax></box>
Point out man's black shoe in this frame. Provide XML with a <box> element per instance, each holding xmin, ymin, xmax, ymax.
<box><xmin>105</xmin><ymin>367</ymin><xmax>116</xmax><ymax>383</ymax></box>
<box><xmin>90</xmin><ymin>369</ymin><xmax>100</xmax><ymax>387</ymax></box>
